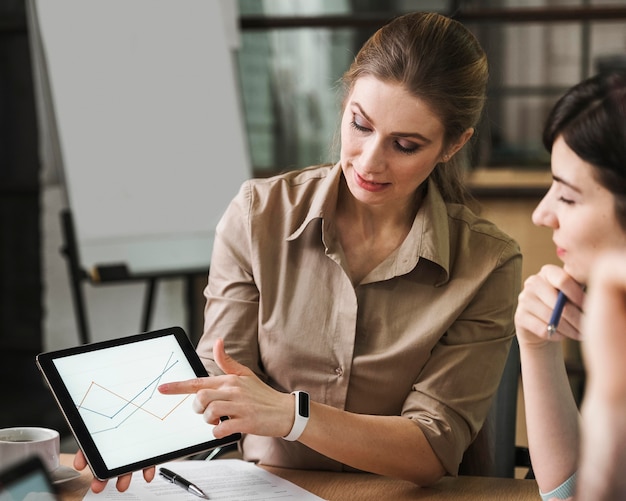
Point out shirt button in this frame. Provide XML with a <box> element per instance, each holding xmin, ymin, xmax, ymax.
<box><xmin>334</xmin><ymin>367</ymin><xmax>343</xmax><ymax>376</ymax></box>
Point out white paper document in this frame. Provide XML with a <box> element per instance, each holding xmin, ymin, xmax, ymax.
<box><xmin>81</xmin><ymin>459</ymin><xmax>326</xmax><ymax>500</ymax></box>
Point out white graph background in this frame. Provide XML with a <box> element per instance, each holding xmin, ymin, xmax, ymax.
<box><xmin>53</xmin><ymin>335</ymin><xmax>216</xmax><ymax>468</ymax></box>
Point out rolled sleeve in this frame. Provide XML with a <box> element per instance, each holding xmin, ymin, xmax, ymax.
<box><xmin>403</xmin><ymin>238</ymin><xmax>522</xmax><ymax>474</ymax></box>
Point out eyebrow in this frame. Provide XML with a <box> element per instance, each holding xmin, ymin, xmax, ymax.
<box><xmin>553</xmin><ymin>174</ymin><xmax>583</xmax><ymax>194</ymax></box>
<box><xmin>353</xmin><ymin>103</ymin><xmax>433</xmax><ymax>144</ymax></box>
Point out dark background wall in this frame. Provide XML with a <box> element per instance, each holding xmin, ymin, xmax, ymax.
<box><xmin>0</xmin><ymin>0</ymin><xmax>66</xmax><ymax>433</ymax></box>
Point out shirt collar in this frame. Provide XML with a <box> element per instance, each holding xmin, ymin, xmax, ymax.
<box><xmin>408</xmin><ymin>177</ymin><xmax>450</xmax><ymax>285</ymax></box>
<box><xmin>287</xmin><ymin>162</ymin><xmax>342</xmax><ymax>241</ymax></box>
<box><xmin>287</xmin><ymin>165</ymin><xmax>451</xmax><ymax>284</ymax></box>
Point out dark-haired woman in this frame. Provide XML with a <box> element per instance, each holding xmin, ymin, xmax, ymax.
<box><xmin>515</xmin><ymin>70</ymin><xmax>626</xmax><ymax>501</ymax></box>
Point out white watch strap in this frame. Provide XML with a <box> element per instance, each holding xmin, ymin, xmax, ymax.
<box><xmin>283</xmin><ymin>391</ymin><xmax>309</xmax><ymax>441</ymax></box>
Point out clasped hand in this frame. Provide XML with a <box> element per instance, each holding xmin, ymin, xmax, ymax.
<box><xmin>515</xmin><ymin>264</ymin><xmax>585</xmax><ymax>345</ymax></box>
<box><xmin>74</xmin><ymin>337</ymin><xmax>294</xmax><ymax>493</ymax></box>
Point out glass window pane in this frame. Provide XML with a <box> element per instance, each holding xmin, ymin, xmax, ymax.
<box><xmin>236</xmin><ymin>1</ymin><xmax>626</xmax><ymax>171</ymax></box>
<box><xmin>238</xmin><ymin>27</ymin><xmax>353</xmax><ymax>172</ymax></box>
<box><xmin>590</xmin><ymin>21</ymin><xmax>626</xmax><ymax>74</ymax></box>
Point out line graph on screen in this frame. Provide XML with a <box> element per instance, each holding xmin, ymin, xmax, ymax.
<box><xmin>75</xmin><ymin>352</ymin><xmax>191</xmax><ymax>435</ymax></box>
<box><xmin>48</xmin><ymin>332</ymin><xmax>222</xmax><ymax>469</ymax></box>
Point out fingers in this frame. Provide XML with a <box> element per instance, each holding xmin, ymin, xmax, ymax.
<box><xmin>89</xmin><ymin>469</ymin><xmax>153</xmax><ymax>493</ymax></box>
<box><xmin>161</xmin><ymin>339</ymin><xmax>278</xmax><ymax>437</ymax></box>
<box><xmin>73</xmin><ymin>449</ymin><xmax>87</xmax><ymax>471</ymax></box>
<box><xmin>192</xmin><ymin>388</ymin><xmax>235</xmax><ymax>425</ymax></box>
<box><xmin>158</xmin><ymin>377</ymin><xmax>214</xmax><ymax>395</ymax></box>
<box><xmin>214</xmin><ymin>338</ymin><xmax>252</xmax><ymax>376</ymax></box>
<box><xmin>538</xmin><ymin>264</ymin><xmax>585</xmax><ymax>309</ymax></box>
<box><xmin>159</xmin><ymin>339</ymin><xmax>252</xmax><ymax>397</ymax></box>
<box><xmin>75</xmin><ymin>448</ymin><xmax>154</xmax><ymax>493</ymax></box>
<box><xmin>537</xmin><ymin>263</ymin><xmax>571</xmax><ymax>290</ymax></box>
<box><xmin>89</xmin><ymin>478</ymin><xmax>110</xmax><ymax>494</ymax></box>
<box><xmin>74</xmin><ymin>450</ymin><xmax>111</xmax><ymax>493</ymax></box>
<box><xmin>143</xmin><ymin>466</ymin><xmax>156</xmax><ymax>483</ymax></box>
<box><xmin>159</xmin><ymin>378</ymin><xmax>225</xmax><ymax>418</ymax></box>
<box><xmin>516</xmin><ymin>274</ymin><xmax>562</xmax><ymax>339</ymax></box>
<box><xmin>516</xmin><ymin>271</ymin><xmax>584</xmax><ymax>343</ymax></box>
<box><xmin>192</xmin><ymin>391</ymin><xmax>224</xmax><ymax>418</ymax></box>
<box><xmin>209</xmin><ymin>415</ymin><xmax>239</xmax><ymax>439</ymax></box>
<box><xmin>114</xmin><ymin>473</ymin><xmax>133</xmax><ymax>492</ymax></box>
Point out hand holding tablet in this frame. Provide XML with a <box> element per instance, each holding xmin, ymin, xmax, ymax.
<box><xmin>36</xmin><ymin>327</ymin><xmax>241</xmax><ymax>481</ymax></box>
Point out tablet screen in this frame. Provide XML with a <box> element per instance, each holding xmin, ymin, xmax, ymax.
<box><xmin>36</xmin><ymin>327</ymin><xmax>241</xmax><ymax>480</ymax></box>
<box><xmin>0</xmin><ymin>456</ymin><xmax>56</xmax><ymax>500</ymax></box>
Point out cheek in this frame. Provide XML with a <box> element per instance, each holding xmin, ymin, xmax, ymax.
<box><xmin>340</xmin><ymin>113</ymin><xmax>356</xmax><ymax>149</ymax></box>
<box><xmin>399</xmin><ymin>158</ymin><xmax>438</xmax><ymax>183</ymax></box>
<box><xmin>576</xmin><ymin>218</ymin><xmax>625</xmax><ymax>264</ymax></box>
<box><xmin>593</xmin><ymin>210</ymin><xmax>626</xmax><ymax>245</ymax></box>
<box><xmin>340</xmin><ymin>127</ymin><xmax>360</xmax><ymax>158</ymax></box>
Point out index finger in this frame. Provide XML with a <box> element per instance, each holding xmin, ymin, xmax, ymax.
<box><xmin>539</xmin><ymin>265</ymin><xmax>585</xmax><ymax>309</ymax></box>
<box><xmin>158</xmin><ymin>377</ymin><xmax>212</xmax><ymax>394</ymax></box>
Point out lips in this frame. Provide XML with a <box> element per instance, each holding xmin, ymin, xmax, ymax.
<box><xmin>354</xmin><ymin>170</ymin><xmax>389</xmax><ymax>192</ymax></box>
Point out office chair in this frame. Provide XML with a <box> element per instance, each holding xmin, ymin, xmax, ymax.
<box><xmin>458</xmin><ymin>336</ymin><xmax>534</xmax><ymax>479</ymax></box>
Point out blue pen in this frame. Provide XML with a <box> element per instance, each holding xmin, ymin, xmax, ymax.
<box><xmin>547</xmin><ymin>290</ymin><xmax>567</xmax><ymax>336</ymax></box>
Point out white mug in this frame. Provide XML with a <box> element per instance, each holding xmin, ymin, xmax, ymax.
<box><xmin>0</xmin><ymin>427</ymin><xmax>60</xmax><ymax>473</ymax></box>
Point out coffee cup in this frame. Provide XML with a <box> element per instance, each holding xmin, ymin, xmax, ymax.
<box><xmin>0</xmin><ymin>427</ymin><xmax>60</xmax><ymax>473</ymax></box>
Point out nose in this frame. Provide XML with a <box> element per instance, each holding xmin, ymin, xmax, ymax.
<box><xmin>358</xmin><ymin>136</ymin><xmax>386</xmax><ymax>174</ymax></box>
<box><xmin>531</xmin><ymin>189</ymin><xmax>558</xmax><ymax>229</ymax></box>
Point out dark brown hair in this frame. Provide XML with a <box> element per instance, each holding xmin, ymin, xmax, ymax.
<box><xmin>543</xmin><ymin>71</ymin><xmax>626</xmax><ymax>230</ymax></box>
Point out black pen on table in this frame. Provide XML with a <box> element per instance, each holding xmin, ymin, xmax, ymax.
<box><xmin>159</xmin><ymin>467</ymin><xmax>209</xmax><ymax>499</ymax></box>
<box><xmin>547</xmin><ymin>290</ymin><xmax>567</xmax><ymax>336</ymax></box>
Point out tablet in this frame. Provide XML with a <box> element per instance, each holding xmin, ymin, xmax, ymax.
<box><xmin>36</xmin><ymin>326</ymin><xmax>241</xmax><ymax>480</ymax></box>
<box><xmin>0</xmin><ymin>456</ymin><xmax>57</xmax><ymax>500</ymax></box>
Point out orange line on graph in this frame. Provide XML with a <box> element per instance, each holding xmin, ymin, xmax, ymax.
<box><xmin>160</xmin><ymin>394</ymin><xmax>191</xmax><ymax>420</ymax></box>
<box><xmin>77</xmin><ymin>381</ymin><xmax>95</xmax><ymax>408</ymax></box>
<box><xmin>81</xmin><ymin>381</ymin><xmax>190</xmax><ymax>421</ymax></box>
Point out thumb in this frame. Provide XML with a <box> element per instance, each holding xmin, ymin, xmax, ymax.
<box><xmin>214</xmin><ymin>338</ymin><xmax>251</xmax><ymax>376</ymax></box>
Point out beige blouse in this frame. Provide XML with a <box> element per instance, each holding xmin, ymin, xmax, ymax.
<box><xmin>196</xmin><ymin>163</ymin><xmax>522</xmax><ymax>475</ymax></box>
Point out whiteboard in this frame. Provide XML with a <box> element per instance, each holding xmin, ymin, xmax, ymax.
<box><xmin>31</xmin><ymin>0</ymin><xmax>251</xmax><ymax>275</ymax></box>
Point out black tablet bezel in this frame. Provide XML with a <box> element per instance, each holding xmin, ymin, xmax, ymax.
<box><xmin>36</xmin><ymin>326</ymin><xmax>241</xmax><ymax>480</ymax></box>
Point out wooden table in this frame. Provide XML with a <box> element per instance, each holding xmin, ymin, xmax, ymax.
<box><xmin>57</xmin><ymin>453</ymin><xmax>540</xmax><ymax>500</ymax></box>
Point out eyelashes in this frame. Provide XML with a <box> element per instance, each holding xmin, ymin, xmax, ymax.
<box><xmin>349</xmin><ymin>120</ymin><xmax>419</xmax><ymax>155</ymax></box>
<box><xmin>350</xmin><ymin>119</ymin><xmax>368</xmax><ymax>133</ymax></box>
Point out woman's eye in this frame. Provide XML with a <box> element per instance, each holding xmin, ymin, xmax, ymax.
<box><xmin>349</xmin><ymin>114</ymin><xmax>419</xmax><ymax>154</ymax></box>
<box><xmin>394</xmin><ymin>140</ymin><xmax>419</xmax><ymax>154</ymax></box>
<box><xmin>350</xmin><ymin>118</ymin><xmax>369</xmax><ymax>133</ymax></box>
<box><xmin>558</xmin><ymin>196</ymin><xmax>575</xmax><ymax>205</ymax></box>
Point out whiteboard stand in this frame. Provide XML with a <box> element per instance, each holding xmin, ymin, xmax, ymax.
<box><xmin>59</xmin><ymin>209</ymin><xmax>205</xmax><ymax>345</ymax></box>
<box><xmin>28</xmin><ymin>0</ymin><xmax>252</xmax><ymax>346</ymax></box>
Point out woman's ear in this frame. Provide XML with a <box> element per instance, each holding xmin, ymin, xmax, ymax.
<box><xmin>443</xmin><ymin>127</ymin><xmax>474</xmax><ymax>161</ymax></box>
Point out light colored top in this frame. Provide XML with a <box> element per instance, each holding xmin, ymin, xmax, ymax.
<box><xmin>540</xmin><ymin>472</ymin><xmax>577</xmax><ymax>500</ymax></box>
<box><xmin>196</xmin><ymin>163</ymin><xmax>522</xmax><ymax>475</ymax></box>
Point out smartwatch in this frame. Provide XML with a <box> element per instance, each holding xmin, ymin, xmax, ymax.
<box><xmin>282</xmin><ymin>391</ymin><xmax>310</xmax><ymax>441</ymax></box>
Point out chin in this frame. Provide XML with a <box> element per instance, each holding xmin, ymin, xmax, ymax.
<box><xmin>563</xmin><ymin>264</ymin><xmax>588</xmax><ymax>287</ymax></box>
